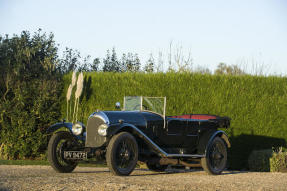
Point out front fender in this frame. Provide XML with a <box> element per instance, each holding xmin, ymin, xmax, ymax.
<box><xmin>197</xmin><ymin>130</ymin><xmax>231</xmax><ymax>155</ymax></box>
<box><xmin>107</xmin><ymin>123</ymin><xmax>170</xmax><ymax>157</ymax></box>
<box><xmin>47</xmin><ymin>122</ymin><xmax>85</xmax><ymax>141</ymax></box>
<box><xmin>107</xmin><ymin>123</ymin><xmax>136</xmax><ymax>136</ymax></box>
<box><xmin>46</xmin><ymin>122</ymin><xmax>73</xmax><ymax>134</ymax></box>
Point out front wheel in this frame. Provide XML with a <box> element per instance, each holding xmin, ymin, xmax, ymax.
<box><xmin>106</xmin><ymin>132</ymin><xmax>138</xmax><ymax>176</ymax></box>
<box><xmin>201</xmin><ymin>137</ymin><xmax>227</xmax><ymax>175</ymax></box>
<box><xmin>48</xmin><ymin>131</ymin><xmax>78</xmax><ymax>173</ymax></box>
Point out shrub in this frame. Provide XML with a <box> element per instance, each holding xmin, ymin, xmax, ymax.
<box><xmin>0</xmin><ymin>30</ymin><xmax>62</xmax><ymax>159</ymax></box>
<box><xmin>270</xmin><ymin>147</ymin><xmax>287</xmax><ymax>172</ymax></box>
<box><xmin>248</xmin><ymin>149</ymin><xmax>273</xmax><ymax>171</ymax></box>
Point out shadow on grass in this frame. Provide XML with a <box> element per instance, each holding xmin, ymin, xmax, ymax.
<box><xmin>221</xmin><ymin>171</ymin><xmax>248</xmax><ymax>175</ymax></box>
<box><xmin>73</xmin><ymin>168</ymin><xmax>194</xmax><ymax>176</ymax></box>
<box><xmin>0</xmin><ymin>186</ymin><xmax>11</xmax><ymax>191</ymax></box>
<box><xmin>228</xmin><ymin>134</ymin><xmax>286</xmax><ymax>170</ymax></box>
<box><xmin>73</xmin><ymin>170</ymin><xmax>109</xmax><ymax>174</ymax></box>
<box><xmin>130</xmin><ymin>168</ymin><xmax>203</xmax><ymax>177</ymax></box>
<box><xmin>130</xmin><ymin>172</ymin><xmax>168</xmax><ymax>177</ymax></box>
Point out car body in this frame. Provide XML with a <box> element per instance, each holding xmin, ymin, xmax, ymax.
<box><xmin>47</xmin><ymin>96</ymin><xmax>231</xmax><ymax>175</ymax></box>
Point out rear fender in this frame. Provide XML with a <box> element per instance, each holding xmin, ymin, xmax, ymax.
<box><xmin>197</xmin><ymin>130</ymin><xmax>231</xmax><ymax>155</ymax></box>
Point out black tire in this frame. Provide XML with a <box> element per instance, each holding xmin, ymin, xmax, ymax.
<box><xmin>201</xmin><ymin>137</ymin><xmax>227</xmax><ymax>175</ymax></box>
<box><xmin>48</xmin><ymin>131</ymin><xmax>78</xmax><ymax>173</ymax></box>
<box><xmin>146</xmin><ymin>162</ymin><xmax>168</xmax><ymax>172</ymax></box>
<box><xmin>106</xmin><ymin>132</ymin><xmax>138</xmax><ymax>176</ymax></box>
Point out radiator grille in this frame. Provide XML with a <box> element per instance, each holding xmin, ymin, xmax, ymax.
<box><xmin>85</xmin><ymin>115</ymin><xmax>106</xmax><ymax>147</ymax></box>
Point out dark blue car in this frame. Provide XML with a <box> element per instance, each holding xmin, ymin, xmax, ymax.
<box><xmin>47</xmin><ymin>96</ymin><xmax>231</xmax><ymax>176</ymax></box>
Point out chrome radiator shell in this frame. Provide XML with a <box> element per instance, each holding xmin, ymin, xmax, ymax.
<box><xmin>85</xmin><ymin>113</ymin><xmax>107</xmax><ymax>147</ymax></box>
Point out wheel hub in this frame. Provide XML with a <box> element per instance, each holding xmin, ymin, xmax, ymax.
<box><xmin>213</xmin><ymin>152</ymin><xmax>223</xmax><ymax>160</ymax></box>
<box><xmin>120</xmin><ymin>149</ymin><xmax>130</xmax><ymax>160</ymax></box>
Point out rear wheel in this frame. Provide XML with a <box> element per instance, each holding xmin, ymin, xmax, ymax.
<box><xmin>106</xmin><ymin>132</ymin><xmax>138</xmax><ymax>176</ymax></box>
<box><xmin>48</xmin><ymin>131</ymin><xmax>78</xmax><ymax>173</ymax></box>
<box><xmin>201</xmin><ymin>137</ymin><xmax>227</xmax><ymax>175</ymax></box>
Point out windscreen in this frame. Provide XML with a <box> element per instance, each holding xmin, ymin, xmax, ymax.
<box><xmin>124</xmin><ymin>96</ymin><xmax>165</xmax><ymax>116</ymax></box>
<box><xmin>124</xmin><ymin>96</ymin><xmax>141</xmax><ymax>111</ymax></box>
<box><xmin>142</xmin><ymin>97</ymin><xmax>165</xmax><ymax>116</ymax></box>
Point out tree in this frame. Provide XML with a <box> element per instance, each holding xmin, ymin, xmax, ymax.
<box><xmin>134</xmin><ymin>54</ymin><xmax>141</xmax><ymax>72</ymax></box>
<box><xmin>167</xmin><ymin>41</ymin><xmax>193</xmax><ymax>72</ymax></box>
<box><xmin>126</xmin><ymin>53</ymin><xmax>141</xmax><ymax>72</ymax></box>
<box><xmin>120</xmin><ymin>53</ymin><xmax>127</xmax><ymax>72</ymax></box>
<box><xmin>144</xmin><ymin>54</ymin><xmax>155</xmax><ymax>73</ymax></box>
<box><xmin>58</xmin><ymin>48</ymin><xmax>81</xmax><ymax>73</ymax></box>
<box><xmin>119</xmin><ymin>52</ymin><xmax>141</xmax><ymax>72</ymax></box>
<box><xmin>102</xmin><ymin>50</ymin><xmax>111</xmax><ymax>72</ymax></box>
<box><xmin>103</xmin><ymin>48</ymin><xmax>120</xmax><ymax>72</ymax></box>
<box><xmin>215</xmin><ymin>63</ymin><xmax>245</xmax><ymax>75</ymax></box>
<box><xmin>91</xmin><ymin>58</ymin><xmax>100</xmax><ymax>71</ymax></box>
<box><xmin>78</xmin><ymin>55</ymin><xmax>92</xmax><ymax>72</ymax></box>
<box><xmin>0</xmin><ymin>30</ymin><xmax>62</xmax><ymax>159</ymax></box>
<box><xmin>193</xmin><ymin>66</ymin><xmax>211</xmax><ymax>74</ymax></box>
<box><xmin>156</xmin><ymin>51</ymin><xmax>164</xmax><ymax>72</ymax></box>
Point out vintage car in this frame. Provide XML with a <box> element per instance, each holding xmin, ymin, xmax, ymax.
<box><xmin>47</xmin><ymin>96</ymin><xmax>231</xmax><ymax>176</ymax></box>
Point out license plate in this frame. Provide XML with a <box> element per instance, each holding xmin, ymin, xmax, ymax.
<box><xmin>64</xmin><ymin>151</ymin><xmax>87</xmax><ymax>160</ymax></box>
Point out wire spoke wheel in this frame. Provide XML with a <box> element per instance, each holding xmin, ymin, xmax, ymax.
<box><xmin>107</xmin><ymin>132</ymin><xmax>138</xmax><ymax>176</ymax></box>
<box><xmin>56</xmin><ymin>139</ymin><xmax>75</xmax><ymax>166</ymax></box>
<box><xmin>116</xmin><ymin>139</ymin><xmax>136</xmax><ymax>168</ymax></box>
<box><xmin>201</xmin><ymin>137</ymin><xmax>227</xmax><ymax>175</ymax></box>
<box><xmin>48</xmin><ymin>131</ymin><xmax>78</xmax><ymax>173</ymax></box>
<box><xmin>209</xmin><ymin>142</ymin><xmax>226</xmax><ymax>171</ymax></box>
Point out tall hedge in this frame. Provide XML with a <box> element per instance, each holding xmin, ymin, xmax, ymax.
<box><xmin>63</xmin><ymin>72</ymin><xmax>287</xmax><ymax>169</ymax></box>
<box><xmin>0</xmin><ymin>31</ymin><xmax>62</xmax><ymax>159</ymax></box>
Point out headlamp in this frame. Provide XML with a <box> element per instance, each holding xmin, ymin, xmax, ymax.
<box><xmin>72</xmin><ymin>123</ymin><xmax>83</xmax><ymax>136</ymax></box>
<box><xmin>98</xmin><ymin>123</ymin><xmax>108</xmax><ymax>136</ymax></box>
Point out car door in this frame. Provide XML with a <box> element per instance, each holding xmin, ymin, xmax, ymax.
<box><xmin>182</xmin><ymin>120</ymin><xmax>199</xmax><ymax>150</ymax></box>
<box><xmin>165</xmin><ymin>118</ymin><xmax>186</xmax><ymax>147</ymax></box>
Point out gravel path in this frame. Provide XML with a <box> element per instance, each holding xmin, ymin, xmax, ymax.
<box><xmin>0</xmin><ymin>165</ymin><xmax>287</xmax><ymax>191</ymax></box>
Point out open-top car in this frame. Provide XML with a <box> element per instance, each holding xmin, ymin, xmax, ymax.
<box><xmin>47</xmin><ymin>96</ymin><xmax>231</xmax><ymax>176</ymax></box>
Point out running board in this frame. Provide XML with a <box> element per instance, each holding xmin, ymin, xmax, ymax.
<box><xmin>165</xmin><ymin>154</ymin><xmax>205</xmax><ymax>158</ymax></box>
<box><xmin>131</xmin><ymin>125</ymin><xmax>205</xmax><ymax>158</ymax></box>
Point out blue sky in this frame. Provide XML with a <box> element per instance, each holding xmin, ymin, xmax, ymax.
<box><xmin>1</xmin><ymin>0</ymin><xmax>287</xmax><ymax>74</ymax></box>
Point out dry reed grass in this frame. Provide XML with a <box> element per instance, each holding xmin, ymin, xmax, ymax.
<box><xmin>66</xmin><ymin>84</ymin><xmax>73</xmax><ymax>121</ymax></box>
<box><xmin>73</xmin><ymin>72</ymin><xmax>84</xmax><ymax>122</ymax></box>
<box><xmin>66</xmin><ymin>71</ymin><xmax>78</xmax><ymax>122</ymax></box>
